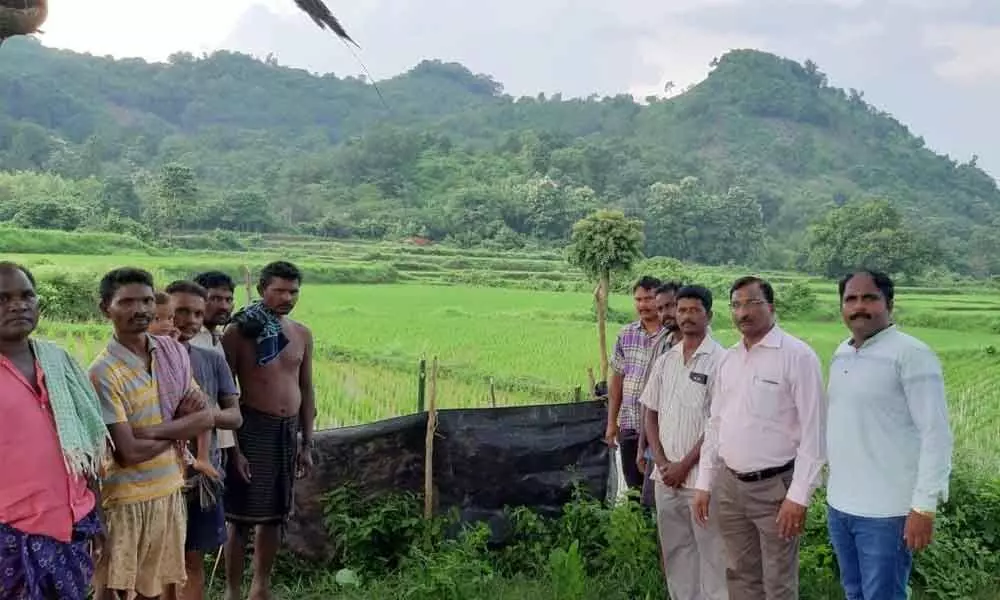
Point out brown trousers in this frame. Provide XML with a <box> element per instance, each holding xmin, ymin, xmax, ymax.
<box><xmin>716</xmin><ymin>467</ymin><xmax>798</xmax><ymax>600</ymax></box>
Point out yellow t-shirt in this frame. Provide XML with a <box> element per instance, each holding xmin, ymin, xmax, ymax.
<box><xmin>89</xmin><ymin>338</ymin><xmax>191</xmax><ymax>506</ymax></box>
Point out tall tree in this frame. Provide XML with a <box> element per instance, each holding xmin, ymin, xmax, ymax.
<box><xmin>148</xmin><ymin>163</ymin><xmax>198</xmax><ymax>234</ymax></box>
<box><xmin>805</xmin><ymin>199</ymin><xmax>931</xmax><ymax>277</ymax></box>
<box><xmin>566</xmin><ymin>209</ymin><xmax>645</xmax><ymax>384</ymax></box>
<box><xmin>645</xmin><ymin>178</ymin><xmax>765</xmax><ymax>264</ymax></box>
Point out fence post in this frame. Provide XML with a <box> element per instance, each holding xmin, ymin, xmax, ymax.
<box><xmin>573</xmin><ymin>386</ymin><xmax>582</xmax><ymax>403</ymax></box>
<box><xmin>424</xmin><ymin>357</ymin><xmax>439</xmax><ymax>519</ymax></box>
<box><xmin>417</xmin><ymin>358</ymin><xmax>427</xmax><ymax>412</ymax></box>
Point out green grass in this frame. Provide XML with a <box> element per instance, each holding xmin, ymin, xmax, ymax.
<box><xmin>37</xmin><ymin>280</ymin><xmax>1000</xmax><ymax>466</ymax></box>
<box><xmin>45</xmin><ymin>325</ymin><xmax>547</xmax><ymax>428</ymax></box>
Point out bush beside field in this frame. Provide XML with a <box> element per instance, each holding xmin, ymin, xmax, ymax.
<box><xmin>220</xmin><ymin>473</ymin><xmax>999</xmax><ymax>600</ymax></box>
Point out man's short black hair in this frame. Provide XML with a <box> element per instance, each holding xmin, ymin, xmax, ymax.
<box><xmin>633</xmin><ymin>275</ymin><xmax>662</xmax><ymax>293</ymax></box>
<box><xmin>99</xmin><ymin>268</ymin><xmax>155</xmax><ymax>306</ymax></box>
<box><xmin>154</xmin><ymin>291</ymin><xmax>171</xmax><ymax>306</ymax></box>
<box><xmin>165</xmin><ymin>280</ymin><xmax>209</xmax><ymax>300</ymax></box>
<box><xmin>656</xmin><ymin>280</ymin><xmax>683</xmax><ymax>296</ymax></box>
<box><xmin>730</xmin><ymin>276</ymin><xmax>775</xmax><ymax>305</ymax></box>
<box><xmin>0</xmin><ymin>262</ymin><xmax>36</xmax><ymax>286</ymax></box>
<box><xmin>838</xmin><ymin>269</ymin><xmax>895</xmax><ymax>305</ymax></box>
<box><xmin>676</xmin><ymin>285</ymin><xmax>713</xmax><ymax>312</ymax></box>
<box><xmin>259</xmin><ymin>261</ymin><xmax>302</xmax><ymax>289</ymax></box>
<box><xmin>193</xmin><ymin>271</ymin><xmax>235</xmax><ymax>293</ymax></box>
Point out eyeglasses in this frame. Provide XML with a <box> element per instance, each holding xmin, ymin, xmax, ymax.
<box><xmin>729</xmin><ymin>299</ymin><xmax>768</xmax><ymax>310</ymax></box>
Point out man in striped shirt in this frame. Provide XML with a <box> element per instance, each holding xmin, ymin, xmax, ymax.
<box><xmin>607</xmin><ymin>276</ymin><xmax>668</xmax><ymax>491</ymax></box>
<box><xmin>641</xmin><ymin>285</ymin><xmax>728</xmax><ymax>600</ymax></box>
<box><xmin>89</xmin><ymin>268</ymin><xmax>216</xmax><ymax>600</ymax></box>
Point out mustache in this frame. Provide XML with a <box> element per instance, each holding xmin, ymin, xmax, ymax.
<box><xmin>129</xmin><ymin>314</ymin><xmax>152</xmax><ymax>323</ymax></box>
<box><xmin>849</xmin><ymin>313</ymin><xmax>871</xmax><ymax>321</ymax></box>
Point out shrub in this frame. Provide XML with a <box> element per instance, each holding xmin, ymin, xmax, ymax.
<box><xmin>32</xmin><ymin>267</ymin><xmax>103</xmax><ymax>321</ymax></box>
<box><xmin>0</xmin><ymin>226</ymin><xmax>152</xmax><ymax>255</ymax></box>
<box><xmin>301</xmin><ymin>470</ymin><xmax>999</xmax><ymax>600</ymax></box>
<box><xmin>775</xmin><ymin>280</ymin><xmax>819</xmax><ymax>318</ymax></box>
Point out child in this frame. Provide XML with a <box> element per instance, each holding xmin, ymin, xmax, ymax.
<box><xmin>150</xmin><ymin>291</ymin><xmax>180</xmax><ymax>339</ymax></box>
<box><xmin>150</xmin><ymin>291</ymin><xmax>219</xmax><ymax>481</ymax></box>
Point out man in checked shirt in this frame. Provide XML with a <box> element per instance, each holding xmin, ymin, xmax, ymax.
<box><xmin>606</xmin><ymin>276</ymin><xmax>669</xmax><ymax>493</ymax></box>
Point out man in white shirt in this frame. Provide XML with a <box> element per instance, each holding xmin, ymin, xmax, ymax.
<box><xmin>693</xmin><ymin>276</ymin><xmax>826</xmax><ymax>600</ymax></box>
<box><xmin>826</xmin><ymin>270</ymin><xmax>952</xmax><ymax>600</ymax></box>
<box><xmin>641</xmin><ymin>285</ymin><xmax>728</xmax><ymax>600</ymax></box>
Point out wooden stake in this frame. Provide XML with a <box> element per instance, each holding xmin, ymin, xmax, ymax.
<box><xmin>596</xmin><ymin>274</ymin><xmax>610</xmax><ymax>382</ymax></box>
<box><xmin>423</xmin><ymin>356</ymin><xmax>439</xmax><ymax>519</ymax></box>
<box><xmin>488</xmin><ymin>377</ymin><xmax>497</xmax><ymax>408</ymax></box>
<box><xmin>587</xmin><ymin>367</ymin><xmax>596</xmax><ymax>399</ymax></box>
<box><xmin>242</xmin><ymin>264</ymin><xmax>254</xmax><ymax>304</ymax></box>
<box><xmin>208</xmin><ymin>546</ymin><xmax>223</xmax><ymax>588</ymax></box>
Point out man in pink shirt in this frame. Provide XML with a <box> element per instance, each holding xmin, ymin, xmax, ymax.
<box><xmin>693</xmin><ymin>276</ymin><xmax>826</xmax><ymax>600</ymax></box>
<box><xmin>0</xmin><ymin>262</ymin><xmax>110</xmax><ymax>600</ymax></box>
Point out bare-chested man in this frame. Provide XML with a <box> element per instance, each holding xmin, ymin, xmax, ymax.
<box><xmin>221</xmin><ymin>261</ymin><xmax>315</xmax><ymax>600</ymax></box>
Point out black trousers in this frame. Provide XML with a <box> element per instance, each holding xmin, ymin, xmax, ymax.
<box><xmin>618</xmin><ymin>430</ymin><xmax>645</xmax><ymax>490</ymax></box>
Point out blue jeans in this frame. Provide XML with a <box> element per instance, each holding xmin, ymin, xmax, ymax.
<box><xmin>827</xmin><ymin>505</ymin><xmax>912</xmax><ymax>600</ymax></box>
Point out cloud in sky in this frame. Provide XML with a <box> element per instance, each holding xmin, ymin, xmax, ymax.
<box><xmin>924</xmin><ymin>24</ymin><xmax>1000</xmax><ymax>84</ymax></box>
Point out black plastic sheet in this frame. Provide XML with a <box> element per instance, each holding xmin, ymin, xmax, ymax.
<box><xmin>285</xmin><ymin>401</ymin><xmax>609</xmax><ymax>560</ymax></box>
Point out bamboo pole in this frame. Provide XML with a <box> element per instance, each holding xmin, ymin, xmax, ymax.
<box><xmin>423</xmin><ymin>356</ymin><xmax>439</xmax><ymax>519</ymax></box>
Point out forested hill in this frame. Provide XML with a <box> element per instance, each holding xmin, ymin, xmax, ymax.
<box><xmin>2</xmin><ymin>39</ymin><xmax>999</xmax><ymax>276</ymax></box>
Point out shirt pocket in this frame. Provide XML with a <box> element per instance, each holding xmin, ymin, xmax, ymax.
<box><xmin>748</xmin><ymin>375</ymin><xmax>786</xmax><ymax>421</ymax></box>
<box><xmin>681</xmin><ymin>371</ymin><xmax>711</xmax><ymax>410</ymax></box>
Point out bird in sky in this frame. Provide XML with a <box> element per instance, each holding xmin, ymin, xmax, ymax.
<box><xmin>0</xmin><ymin>0</ymin><xmax>46</xmax><ymax>44</ymax></box>
<box><xmin>293</xmin><ymin>0</ymin><xmax>359</xmax><ymax>47</ymax></box>
<box><xmin>1</xmin><ymin>0</ymin><xmax>357</xmax><ymax>46</ymax></box>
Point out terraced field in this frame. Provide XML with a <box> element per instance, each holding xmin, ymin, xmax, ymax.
<box><xmin>33</xmin><ymin>258</ymin><xmax>1000</xmax><ymax>470</ymax></box>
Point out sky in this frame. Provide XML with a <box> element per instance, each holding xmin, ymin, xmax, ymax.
<box><xmin>41</xmin><ymin>0</ymin><xmax>1000</xmax><ymax>178</ymax></box>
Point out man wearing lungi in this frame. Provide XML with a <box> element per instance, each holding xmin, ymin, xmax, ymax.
<box><xmin>222</xmin><ymin>261</ymin><xmax>316</xmax><ymax>600</ymax></box>
<box><xmin>0</xmin><ymin>263</ymin><xmax>109</xmax><ymax>600</ymax></box>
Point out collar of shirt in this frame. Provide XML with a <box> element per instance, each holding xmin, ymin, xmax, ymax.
<box><xmin>846</xmin><ymin>324</ymin><xmax>897</xmax><ymax>349</ymax></box>
<box><xmin>0</xmin><ymin>354</ymin><xmax>44</xmax><ymax>401</ymax></box>
<box><xmin>666</xmin><ymin>334</ymin><xmax>718</xmax><ymax>362</ymax></box>
<box><xmin>734</xmin><ymin>324</ymin><xmax>785</xmax><ymax>353</ymax></box>
<box><xmin>107</xmin><ymin>334</ymin><xmax>158</xmax><ymax>371</ymax></box>
<box><xmin>627</xmin><ymin>320</ymin><xmax>666</xmax><ymax>339</ymax></box>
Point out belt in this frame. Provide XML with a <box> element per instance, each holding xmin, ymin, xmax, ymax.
<box><xmin>728</xmin><ymin>460</ymin><xmax>794</xmax><ymax>483</ymax></box>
